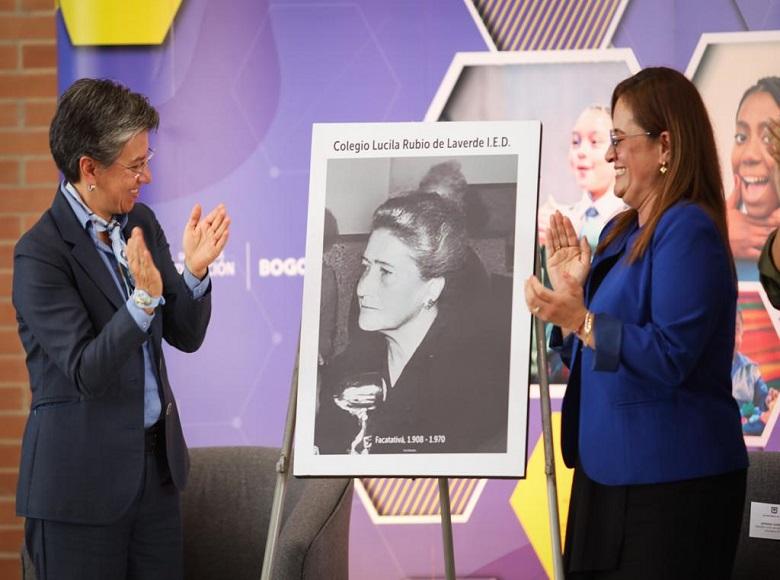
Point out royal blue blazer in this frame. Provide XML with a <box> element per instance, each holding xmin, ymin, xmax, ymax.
<box><xmin>557</xmin><ymin>202</ymin><xmax>748</xmax><ymax>486</ymax></box>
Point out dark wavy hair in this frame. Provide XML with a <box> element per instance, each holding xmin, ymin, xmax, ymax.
<box><xmin>599</xmin><ymin>67</ymin><xmax>732</xmax><ymax>268</ymax></box>
<box><xmin>736</xmin><ymin>76</ymin><xmax>780</xmax><ymax>115</ymax></box>
<box><xmin>50</xmin><ymin>78</ymin><xmax>159</xmax><ymax>183</ymax></box>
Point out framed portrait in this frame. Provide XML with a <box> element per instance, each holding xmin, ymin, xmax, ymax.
<box><xmin>293</xmin><ymin>121</ymin><xmax>541</xmax><ymax>477</ymax></box>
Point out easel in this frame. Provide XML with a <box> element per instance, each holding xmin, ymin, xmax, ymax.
<box><xmin>261</xmin><ymin>246</ymin><xmax>564</xmax><ymax>579</ymax></box>
<box><xmin>533</xmin><ymin>247</ymin><xmax>565</xmax><ymax>580</ymax></box>
<box><xmin>258</xmin><ymin>350</ymin><xmax>462</xmax><ymax>580</ymax></box>
<box><xmin>260</xmin><ymin>341</ymin><xmax>300</xmax><ymax>580</ymax></box>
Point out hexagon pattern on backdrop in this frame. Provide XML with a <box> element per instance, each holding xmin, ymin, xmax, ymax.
<box><xmin>356</xmin><ymin>477</ymin><xmax>486</xmax><ymax>523</ymax></box>
<box><xmin>471</xmin><ymin>0</ymin><xmax>625</xmax><ymax>50</ymax></box>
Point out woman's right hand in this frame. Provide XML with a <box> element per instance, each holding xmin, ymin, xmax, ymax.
<box><xmin>126</xmin><ymin>227</ymin><xmax>163</xmax><ymax>298</ymax></box>
<box><xmin>545</xmin><ymin>211</ymin><xmax>591</xmax><ymax>290</ymax></box>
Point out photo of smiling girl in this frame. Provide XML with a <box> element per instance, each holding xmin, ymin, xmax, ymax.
<box><xmin>538</xmin><ymin>105</ymin><xmax>626</xmax><ymax>251</ymax></box>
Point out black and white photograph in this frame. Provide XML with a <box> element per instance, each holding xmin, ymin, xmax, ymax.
<box><xmin>294</xmin><ymin>122</ymin><xmax>540</xmax><ymax>477</ymax></box>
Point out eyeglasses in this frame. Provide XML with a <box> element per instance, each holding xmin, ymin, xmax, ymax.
<box><xmin>608</xmin><ymin>130</ymin><xmax>655</xmax><ymax>148</ymax></box>
<box><xmin>116</xmin><ymin>148</ymin><xmax>155</xmax><ymax>179</ymax></box>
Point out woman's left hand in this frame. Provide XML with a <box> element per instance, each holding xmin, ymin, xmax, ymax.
<box><xmin>183</xmin><ymin>203</ymin><xmax>231</xmax><ymax>279</ymax></box>
<box><xmin>525</xmin><ymin>272</ymin><xmax>588</xmax><ymax>332</ymax></box>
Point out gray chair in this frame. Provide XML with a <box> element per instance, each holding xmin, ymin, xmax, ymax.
<box><xmin>21</xmin><ymin>446</ymin><xmax>353</xmax><ymax>580</ymax></box>
<box><xmin>732</xmin><ymin>450</ymin><xmax>780</xmax><ymax>579</ymax></box>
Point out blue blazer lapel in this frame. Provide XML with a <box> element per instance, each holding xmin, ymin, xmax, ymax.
<box><xmin>568</xmin><ymin>219</ymin><xmax>638</xmax><ymax>374</ymax></box>
<box><xmin>50</xmin><ymin>190</ymin><xmax>125</xmax><ymax>310</ymax></box>
<box><xmin>586</xmin><ymin>220</ymin><xmax>637</xmax><ymax>302</ymax></box>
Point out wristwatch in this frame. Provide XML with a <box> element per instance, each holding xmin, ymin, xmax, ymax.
<box><xmin>582</xmin><ymin>310</ymin><xmax>595</xmax><ymax>347</ymax></box>
<box><xmin>132</xmin><ymin>288</ymin><xmax>162</xmax><ymax>310</ymax></box>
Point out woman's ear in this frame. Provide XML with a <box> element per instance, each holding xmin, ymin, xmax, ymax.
<box><xmin>79</xmin><ymin>155</ymin><xmax>98</xmax><ymax>183</ymax></box>
<box><xmin>427</xmin><ymin>276</ymin><xmax>445</xmax><ymax>304</ymax></box>
<box><xmin>659</xmin><ymin>130</ymin><xmax>672</xmax><ymax>164</ymax></box>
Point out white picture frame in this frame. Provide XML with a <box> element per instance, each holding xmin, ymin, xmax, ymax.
<box><xmin>293</xmin><ymin>121</ymin><xmax>541</xmax><ymax>477</ymax></box>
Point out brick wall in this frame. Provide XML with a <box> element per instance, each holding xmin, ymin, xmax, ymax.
<box><xmin>0</xmin><ymin>0</ymin><xmax>56</xmax><ymax>577</ymax></box>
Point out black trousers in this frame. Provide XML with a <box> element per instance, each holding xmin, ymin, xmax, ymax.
<box><xmin>565</xmin><ymin>465</ymin><xmax>747</xmax><ymax>580</ymax></box>
<box><xmin>25</xmin><ymin>445</ymin><xmax>182</xmax><ymax>580</ymax></box>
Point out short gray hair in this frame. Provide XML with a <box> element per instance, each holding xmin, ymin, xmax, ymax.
<box><xmin>50</xmin><ymin>78</ymin><xmax>159</xmax><ymax>183</ymax></box>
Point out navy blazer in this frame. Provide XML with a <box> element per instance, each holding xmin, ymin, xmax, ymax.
<box><xmin>13</xmin><ymin>190</ymin><xmax>211</xmax><ymax>524</ymax></box>
<box><xmin>559</xmin><ymin>202</ymin><xmax>748</xmax><ymax>486</ymax></box>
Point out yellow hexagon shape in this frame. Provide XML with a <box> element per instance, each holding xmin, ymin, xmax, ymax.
<box><xmin>510</xmin><ymin>413</ymin><xmax>574</xmax><ymax>579</ymax></box>
<box><xmin>59</xmin><ymin>0</ymin><xmax>182</xmax><ymax>46</ymax></box>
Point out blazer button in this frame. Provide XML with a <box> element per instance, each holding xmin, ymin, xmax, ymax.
<box><xmin>166</xmin><ymin>403</ymin><xmax>172</xmax><ymax>416</ymax></box>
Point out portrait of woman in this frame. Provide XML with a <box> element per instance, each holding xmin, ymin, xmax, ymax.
<box><xmin>526</xmin><ymin>67</ymin><xmax>748</xmax><ymax>578</ymax></box>
<box><xmin>727</xmin><ymin>76</ymin><xmax>780</xmax><ymax>278</ymax></box>
<box><xmin>314</xmin><ymin>192</ymin><xmax>508</xmax><ymax>455</ymax></box>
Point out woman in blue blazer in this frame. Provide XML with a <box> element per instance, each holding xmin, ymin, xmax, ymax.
<box><xmin>525</xmin><ymin>67</ymin><xmax>748</xmax><ymax>579</ymax></box>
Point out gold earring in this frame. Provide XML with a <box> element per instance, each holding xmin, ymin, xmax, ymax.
<box><xmin>659</xmin><ymin>161</ymin><xmax>668</xmax><ymax>175</ymax></box>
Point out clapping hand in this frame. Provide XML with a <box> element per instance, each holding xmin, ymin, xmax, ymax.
<box><xmin>524</xmin><ymin>211</ymin><xmax>589</xmax><ymax>332</ymax></box>
<box><xmin>182</xmin><ymin>203</ymin><xmax>231</xmax><ymax>279</ymax></box>
<box><xmin>545</xmin><ymin>211</ymin><xmax>591</xmax><ymax>289</ymax></box>
<box><xmin>525</xmin><ymin>270</ymin><xmax>589</xmax><ymax>332</ymax></box>
<box><xmin>126</xmin><ymin>227</ymin><xmax>163</xmax><ymax>298</ymax></box>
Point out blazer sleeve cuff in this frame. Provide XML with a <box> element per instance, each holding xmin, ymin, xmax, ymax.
<box><xmin>183</xmin><ymin>267</ymin><xmax>211</xmax><ymax>299</ymax></box>
<box><xmin>593</xmin><ymin>312</ymin><xmax>621</xmax><ymax>372</ymax></box>
<box><xmin>549</xmin><ymin>325</ymin><xmax>575</xmax><ymax>368</ymax></box>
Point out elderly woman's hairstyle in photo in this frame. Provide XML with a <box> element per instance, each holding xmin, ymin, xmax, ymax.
<box><xmin>418</xmin><ymin>160</ymin><xmax>469</xmax><ymax>204</ymax></box>
<box><xmin>371</xmin><ymin>191</ymin><xmax>468</xmax><ymax>281</ymax></box>
<box><xmin>600</xmin><ymin>66</ymin><xmax>731</xmax><ymax>265</ymax></box>
<box><xmin>50</xmin><ymin>78</ymin><xmax>160</xmax><ymax>183</ymax></box>
<box><xmin>736</xmin><ymin>76</ymin><xmax>780</xmax><ymax>113</ymax></box>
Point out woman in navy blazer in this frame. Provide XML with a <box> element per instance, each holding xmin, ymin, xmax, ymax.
<box><xmin>526</xmin><ymin>67</ymin><xmax>748</xmax><ymax>579</ymax></box>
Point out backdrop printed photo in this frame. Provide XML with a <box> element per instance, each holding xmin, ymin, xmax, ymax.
<box><xmin>736</xmin><ymin>282</ymin><xmax>780</xmax><ymax>448</ymax></box>
<box><xmin>294</xmin><ymin>121</ymin><xmax>541</xmax><ymax>477</ymax></box>
<box><xmin>690</xmin><ymin>31</ymin><xmax>780</xmax><ymax>282</ymax></box>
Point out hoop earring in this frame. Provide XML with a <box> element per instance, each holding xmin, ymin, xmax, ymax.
<box><xmin>659</xmin><ymin>161</ymin><xmax>668</xmax><ymax>175</ymax></box>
